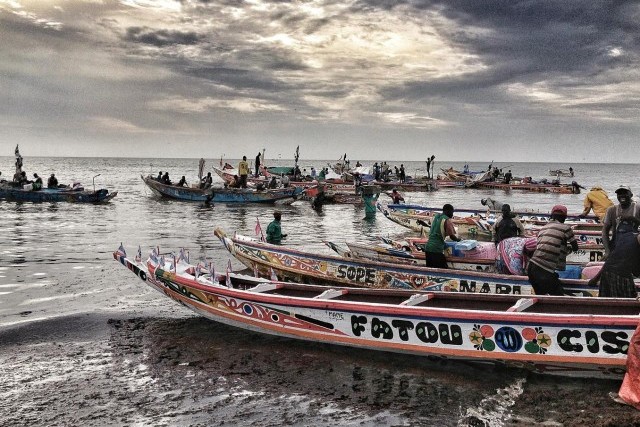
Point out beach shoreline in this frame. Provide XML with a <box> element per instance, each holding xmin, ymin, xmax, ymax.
<box><xmin>1</xmin><ymin>310</ymin><xmax>639</xmax><ymax>426</ymax></box>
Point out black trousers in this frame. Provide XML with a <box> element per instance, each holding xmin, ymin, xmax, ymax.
<box><xmin>527</xmin><ymin>262</ymin><xmax>564</xmax><ymax>295</ymax></box>
<box><xmin>425</xmin><ymin>252</ymin><xmax>448</xmax><ymax>269</ymax></box>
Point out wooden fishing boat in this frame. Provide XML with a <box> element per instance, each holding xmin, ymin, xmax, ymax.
<box><xmin>378</xmin><ymin>204</ymin><xmax>603</xmax><ymax>242</ymax></box>
<box><xmin>213</xmin><ymin>165</ymin><xmax>362</xmax><ymax>204</ymax></box>
<box><xmin>549</xmin><ymin>169</ymin><xmax>575</xmax><ymax>177</ymax></box>
<box><xmin>1</xmin><ymin>145</ymin><xmax>117</xmax><ymax>203</ymax></box>
<box><xmin>114</xmin><ymin>248</ymin><xmax>640</xmax><ymax>378</ymax></box>
<box><xmin>141</xmin><ymin>175</ymin><xmax>305</xmax><ymax>204</ymax></box>
<box><xmin>0</xmin><ymin>183</ymin><xmax>117</xmax><ymax>203</ymax></box>
<box><xmin>476</xmin><ymin>181</ymin><xmax>580</xmax><ymax>194</ymax></box>
<box><xmin>385</xmin><ymin>204</ymin><xmax>599</xmax><ymax>225</ymax></box>
<box><xmin>214</xmin><ymin>228</ymin><xmax>606</xmax><ymax>296</ymax></box>
<box><xmin>377</xmin><ymin>203</ymin><xmax>494</xmax><ymax>240</ymax></box>
<box><xmin>327</xmin><ymin>238</ymin><xmax>602</xmax><ymax>270</ymax></box>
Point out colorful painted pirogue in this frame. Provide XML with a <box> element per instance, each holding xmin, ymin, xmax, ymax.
<box><xmin>377</xmin><ymin>203</ymin><xmax>604</xmax><ymax>244</ymax></box>
<box><xmin>214</xmin><ymin>229</ymin><xmax>607</xmax><ymax>296</ymax></box>
<box><xmin>326</xmin><ymin>238</ymin><xmax>603</xmax><ymax>271</ymax></box>
<box><xmin>475</xmin><ymin>181</ymin><xmax>580</xmax><ymax>194</ymax></box>
<box><xmin>114</xmin><ymin>248</ymin><xmax>640</xmax><ymax>379</ymax></box>
<box><xmin>141</xmin><ymin>175</ymin><xmax>304</xmax><ymax>204</ymax></box>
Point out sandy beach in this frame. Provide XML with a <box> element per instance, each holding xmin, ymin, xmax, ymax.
<box><xmin>2</xmin><ymin>308</ymin><xmax>640</xmax><ymax>426</ymax></box>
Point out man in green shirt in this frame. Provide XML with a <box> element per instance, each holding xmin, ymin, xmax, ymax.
<box><xmin>266</xmin><ymin>211</ymin><xmax>287</xmax><ymax>244</ymax></box>
<box><xmin>423</xmin><ymin>204</ymin><xmax>461</xmax><ymax>269</ymax></box>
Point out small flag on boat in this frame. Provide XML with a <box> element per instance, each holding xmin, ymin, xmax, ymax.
<box><xmin>159</xmin><ymin>255</ymin><xmax>166</xmax><ymax>268</ymax></box>
<box><xmin>255</xmin><ymin>217</ymin><xmax>265</xmax><ymax>242</ymax></box>
<box><xmin>208</xmin><ymin>262</ymin><xmax>215</xmax><ymax>282</ymax></box>
<box><xmin>117</xmin><ymin>243</ymin><xmax>126</xmax><ymax>257</ymax></box>
<box><xmin>178</xmin><ymin>247</ymin><xmax>188</xmax><ymax>263</ymax></box>
<box><xmin>149</xmin><ymin>248</ymin><xmax>158</xmax><ymax>264</ymax></box>
<box><xmin>226</xmin><ymin>260</ymin><xmax>232</xmax><ymax>288</ymax></box>
<box><xmin>135</xmin><ymin>245</ymin><xmax>142</xmax><ymax>263</ymax></box>
<box><xmin>270</xmin><ymin>267</ymin><xmax>278</xmax><ymax>281</ymax></box>
<box><xmin>170</xmin><ymin>254</ymin><xmax>177</xmax><ymax>272</ymax></box>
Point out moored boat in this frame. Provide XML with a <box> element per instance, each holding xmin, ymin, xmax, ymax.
<box><xmin>214</xmin><ymin>228</ymin><xmax>607</xmax><ymax>296</ymax></box>
<box><xmin>141</xmin><ymin>175</ymin><xmax>305</xmax><ymax>204</ymax></box>
<box><xmin>114</xmin><ymin>248</ymin><xmax>640</xmax><ymax>379</ymax></box>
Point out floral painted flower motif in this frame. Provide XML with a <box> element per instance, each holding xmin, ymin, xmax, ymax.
<box><xmin>470</xmin><ymin>324</ymin><xmax>496</xmax><ymax>351</ymax></box>
<box><xmin>523</xmin><ymin>326</ymin><xmax>551</xmax><ymax>354</ymax></box>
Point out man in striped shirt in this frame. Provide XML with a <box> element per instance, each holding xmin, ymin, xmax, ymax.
<box><xmin>527</xmin><ymin>205</ymin><xmax>579</xmax><ymax>295</ymax></box>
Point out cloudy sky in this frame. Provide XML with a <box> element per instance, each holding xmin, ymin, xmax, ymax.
<box><xmin>1</xmin><ymin>0</ymin><xmax>639</xmax><ymax>162</ymax></box>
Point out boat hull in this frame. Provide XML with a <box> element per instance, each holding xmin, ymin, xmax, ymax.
<box><xmin>114</xmin><ymin>251</ymin><xmax>639</xmax><ymax>379</ymax></box>
<box><xmin>0</xmin><ymin>185</ymin><xmax>117</xmax><ymax>203</ymax></box>
<box><xmin>142</xmin><ymin>175</ymin><xmax>303</xmax><ymax>203</ymax></box>
<box><xmin>214</xmin><ymin>229</ymin><xmax>605</xmax><ymax>296</ymax></box>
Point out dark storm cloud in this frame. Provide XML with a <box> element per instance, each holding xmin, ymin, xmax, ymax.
<box><xmin>124</xmin><ymin>27</ymin><xmax>202</xmax><ymax>47</ymax></box>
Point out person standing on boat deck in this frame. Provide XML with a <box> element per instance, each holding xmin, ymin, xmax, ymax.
<box><xmin>266</xmin><ymin>211</ymin><xmax>287</xmax><ymax>244</ymax></box>
<box><xmin>238</xmin><ymin>156</ymin><xmax>249</xmax><ymax>188</ymax></box>
<box><xmin>588</xmin><ymin>219</ymin><xmax>640</xmax><ymax>298</ymax></box>
<box><xmin>503</xmin><ymin>170</ymin><xmax>513</xmax><ymax>184</ymax></box>
<box><xmin>47</xmin><ymin>174</ymin><xmax>58</xmax><ymax>189</ymax></box>
<box><xmin>493</xmin><ymin>204</ymin><xmax>525</xmax><ymax>245</ymax></box>
<box><xmin>480</xmin><ymin>197</ymin><xmax>503</xmax><ymax>211</ymax></box>
<box><xmin>177</xmin><ymin>176</ymin><xmax>188</xmax><ymax>187</ymax></box>
<box><xmin>579</xmin><ymin>186</ymin><xmax>613</xmax><ymax>221</ymax></box>
<box><xmin>399</xmin><ymin>164</ymin><xmax>406</xmax><ymax>183</ymax></box>
<box><xmin>254</xmin><ymin>152</ymin><xmax>261</xmax><ymax>178</ymax></box>
<box><xmin>423</xmin><ymin>204</ymin><xmax>461</xmax><ymax>269</ymax></box>
<box><xmin>602</xmin><ymin>185</ymin><xmax>640</xmax><ymax>258</ymax></box>
<box><xmin>527</xmin><ymin>205</ymin><xmax>578</xmax><ymax>295</ymax></box>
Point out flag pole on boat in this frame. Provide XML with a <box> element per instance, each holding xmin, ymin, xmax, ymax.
<box><xmin>92</xmin><ymin>174</ymin><xmax>101</xmax><ymax>192</ymax></box>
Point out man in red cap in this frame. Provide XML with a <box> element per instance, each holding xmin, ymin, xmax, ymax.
<box><xmin>602</xmin><ymin>185</ymin><xmax>640</xmax><ymax>259</ymax></box>
<box><xmin>526</xmin><ymin>204</ymin><xmax>579</xmax><ymax>295</ymax></box>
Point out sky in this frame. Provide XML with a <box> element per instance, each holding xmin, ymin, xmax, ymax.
<box><xmin>1</xmin><ymin>0</ymin><xmax>639</xmax><ymax>163</ymax></box>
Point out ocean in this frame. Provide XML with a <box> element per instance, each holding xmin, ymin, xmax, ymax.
<box><xmin>0</xmin><ymin>156</ymin><xmax>638</xmax><ymax>426</ymax></box>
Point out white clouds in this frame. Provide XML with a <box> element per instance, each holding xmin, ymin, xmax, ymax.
<box><xmin>148</xmin><ymin>96</ymin><xmax>287</xmax><ymax>114</ymax></box>
<box><xmin>119</xmin><ymin>0</ymin><xmax>181</xmax><ymax>12</ymax></box>
<box><xmin>1</xmin><ymin>0</ymin><xmax>640</xmax><ymax>160</ymax></box>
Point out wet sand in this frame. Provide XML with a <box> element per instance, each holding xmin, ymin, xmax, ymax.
<box><xmin>1</xmin><ymin>311</ymin><xmax>639</xmax><ymax>426</ymax></box>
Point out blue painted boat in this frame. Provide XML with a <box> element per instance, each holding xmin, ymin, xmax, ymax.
<box><xmin>142</xmin><ymin>175</ymin><xmax>305</xmax><ymax>203</ymax></box>
<box><xmin>0</xmin><ymin>183</ymin><xmax>117</xmax><ymax>203</ymax></box>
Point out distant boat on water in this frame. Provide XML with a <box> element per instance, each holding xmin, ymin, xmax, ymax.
<box><xmin>0</xmin><ymin>145</ymin><xmax>117</xmax><ymax>203</ymax></box>
<box><xmin>141</xmin><ymin>174</ymin><xmax>305</xmax><ymax>204</ymax></box>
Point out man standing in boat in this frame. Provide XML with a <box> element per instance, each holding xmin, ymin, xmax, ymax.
<box><xmin>255</xmin><ymin>152</ymin><xmax>261</xmax><ymax>178</ymax></box>
<box><xmin>423</xmin><ymin>204</ymin><xmax>461</xmax><ymax>269</ymax></box>
<box><xmin>579</xmin><ymin>186</ymin><xmax>613</xmax><ymax>221</ymax></box>
<box><xmin>602</xmin><ymin>185</ymin><xmax>640</xmax><ymax>259</ymax></box>
<box><xmin>266</xmin><ymin>211</ymin><xmax>287</xmax><ymax>244</ymax></box>
<box><xmin>493</xmin><ymin>204</ymin><xmax>525</xmax><ymax>245</ymax></box>
<box><xmin>238</xmin><ymin>156</ymin><xmax>249</xmax><ymax>188</ymax></box>
<box><xmin>526</xmin><ymin>205</ymin><xmax>579</xmax><ymax>295</ymax></box>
